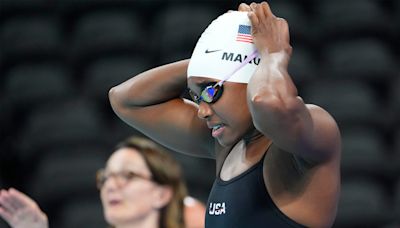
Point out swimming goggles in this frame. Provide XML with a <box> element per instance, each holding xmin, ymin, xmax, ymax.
<box><xmin>189</xmin><ymin>50</ymin><xmax>258</xmax><ymax>104</ymax></box>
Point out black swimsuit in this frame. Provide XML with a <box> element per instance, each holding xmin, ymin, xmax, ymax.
<box><xmin>205</xmin><ymin>153</ymin><xmax>307</xmax><ymax>228</ymax></box>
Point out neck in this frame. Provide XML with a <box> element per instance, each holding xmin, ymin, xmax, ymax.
<box><xmin>242</xmin><ymin>128</ymin><xmax>267</xmax><ymax>145</ymax></box>
<box><xmin>242</xmin><ymin>129</ymin><xmax>272</xmax><ymax>159</ymax></box>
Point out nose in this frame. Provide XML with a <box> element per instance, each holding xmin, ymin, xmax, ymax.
<box><xmin>102</xmin><ymin>176</ymin><xmax>119</xmax><ymax>192</ymax></box>
<box><xmin>197</xmin><ymin>102</ymin><xmax>213</xmax><ymax>120</ymax></box>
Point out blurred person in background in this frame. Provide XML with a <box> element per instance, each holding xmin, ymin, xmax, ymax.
<box><xmin>109</xmin><ymin>2</ymin><xmax>341</xmax><ymax>228</ymax></box>
<box><xmin>0</xmin><ymin>136</ymin><xmax>206</xmax><ymax>228</ymax></box>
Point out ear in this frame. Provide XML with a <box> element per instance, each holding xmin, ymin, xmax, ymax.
<box><xmin>152</xmin><ymin>185</ymin><xmax>173</xmax><ymax>209</ymax></box>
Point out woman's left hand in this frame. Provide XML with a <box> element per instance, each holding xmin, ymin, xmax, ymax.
<box><xmin>0</xmin><ymin>188</ymin><xmax>49</xmax><ymax>228</ymax></box>
<box><xmin>247</xmin><ymin>2</ymin><xmax>292</xmax><ymax>55</ymax></box>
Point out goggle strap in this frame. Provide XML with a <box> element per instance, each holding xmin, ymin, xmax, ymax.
<box><xmin>217</xmin><ymin>50</ymin><xmax>259</xmax><ymax>87</ymax></box>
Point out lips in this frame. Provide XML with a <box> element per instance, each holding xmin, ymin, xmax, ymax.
<box><xmin>108</xmin><ymin>199</ymin><xmax>121</xmax><ymax>206</ymax></box>
<box><xmin>208</xmin><ymin>123</ymin><xmax>225</xmax><ymax>138</ymax></box>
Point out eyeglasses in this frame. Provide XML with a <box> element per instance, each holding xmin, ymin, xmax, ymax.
<box><xmin>96</xmin><ymin>168</ymin><xmax>152</xmax><ymax>190</ymax></box>
<box><xmin>188</xmin><ymin>50</ymin><xmax>258</xmax><ymax>104</ymax></box>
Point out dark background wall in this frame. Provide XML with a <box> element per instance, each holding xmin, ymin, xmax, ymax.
<box><xmin>0</xmin><ymin>0</ymin><xmax>399</xmax><ymax>227</ymax></box>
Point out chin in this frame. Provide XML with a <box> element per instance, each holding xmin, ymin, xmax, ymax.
<box><xmin>217</xmin><ymin>135</ymin><xmax>240</xmax><ymax>147</ymax></box>
<box><xmin>104</xmin><ymin>210</ymin><xmax>129</xmax><ymax>225</ymax></box>
<box><xmin>105</xmin><ymin>211</ymin><xmax>118</xmax><ymax>223</ymax></box>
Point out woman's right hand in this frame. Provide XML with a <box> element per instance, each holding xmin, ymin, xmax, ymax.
<box><xmin>0</xmin><ymin>188</ymin><xmax>48</xmax><ymax>228</ymax></box>
<box><xmin>247</xmin><ymin>2</ymin><xmax>292</xmax><ymax>55</ymax></box>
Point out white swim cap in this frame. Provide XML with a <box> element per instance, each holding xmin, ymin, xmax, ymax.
<box><xmin>187</xmin><ymin>11</ymin><xmax>260</xmax><ymax>84</ymax></box>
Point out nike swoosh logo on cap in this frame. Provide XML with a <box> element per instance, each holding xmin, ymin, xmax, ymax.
<box><xmin>205</xmin><ymin>49</ymin><xmax>222</xmax><ymax>54</ymax></box>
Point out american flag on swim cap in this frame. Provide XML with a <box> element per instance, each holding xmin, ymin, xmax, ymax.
<box><xmin>236</xmin><ymin>24</ymin><xmax>253</xmax><ymax>43</ymax></box>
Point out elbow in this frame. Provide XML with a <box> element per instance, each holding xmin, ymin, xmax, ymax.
<box><xmin>108</xmin><ymin>86</ymin><xmax>126</xmax><ymax>114</ymax></box>
<box><xmin>248</xmin><ymin>93</ymin><xmax>282</xmax><ymax>131</ymax></box>
<box><xmin>249</xmin><ymin>92</ymin><xmax>283</xmax><ymax>113</ymax></box>
<box><xmin>109</xmin><ymin>84</ymin><xmax>142</xmax><ymax>117</ymax></box>
<box><xmin>108</xmin><ymin>86</ymin><xmax>118</xmax><ymax>108</ymax></box>
<box><xmin>249</xmin><ymin>91</ymin><xmax>301</xmax><ymax>116</ymax></box>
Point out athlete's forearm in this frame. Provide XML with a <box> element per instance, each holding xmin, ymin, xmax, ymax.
<box><xmin>247</xmin><ymin>50</ymin><xmax>298</xmax><ymax>109</ymax></box>
<box><xmin>247</xmin><ymin>50</ymin><xmax>317</xmax><ymax>159</ymax></box>
<box><xmin>109</xmin><ymin>59</ymin><xmax>189</xmax><ymax>108</ymax></box>
<box><xmin>247</xmin><ymin>50</ymin><xmax>310</xmax><ymax>141</ymax></box>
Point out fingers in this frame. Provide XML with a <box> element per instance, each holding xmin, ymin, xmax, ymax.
<box><xmin>7</xmin><ymin>191</ymin><xmax>27</xmax><ymax>210</ymax></box>
<box><xmin>238</xmin><ymin>3</ymin><xmax>251</xmax><ymax>12</ymax></box>
<box><xmin>276</xmin><ymin>17</ymin><xmax>292</xmax><ymax>54</ymax></box>
<box><xmin>0</xmin><ymin>190</ymin><xmax>17</xmax><ymax>213</ymax></box>
<box><xmin>260</xmin><ymin>2</ymin><xmax>274</xmax><ymax>18</ymax></box>
<box><xmin>247</xmin><ymin>12</ymin><xmax>259</xmax><ymax>29</ymax></box>
<box><xmin>0</xmin><ymin>206</ymin><xmax>13</xmax><ymax>224</ymax></box>
<box><xmin>0</xmin><ymin>189</ymin><xmax>29</xmax><ymax>214</ymax></box>
<box><xmin>256</xmin><ymin>3</ymin><xmax>266</xmax><ymax>19</ymax></box>
<box><xmin>9</xmin><ymin>188</ymin><xmax>37</xmax><ymax>208</ymax></box>
<box><xmin>277</xmin><ymin>18</ymin><xmax>290</xmax><ymax>42</ymax></box>
<box><xmin>248</xmin><ymin>2</ymin><xmax>273</xmax><ymax>31</ymax></box>
<box><xmin>249</xmin><ymin>2</ymin><xmax>257</xmax><ymax>11</ymax></box>
<box><xmin>1</xmin><ymin>188</ymin><xmax>47</xmax><ymax>228</ymax></box>
<box><xmin>246</xmin><ymin>2</ymin><xmax>291</xmax><ymax>54</ymax></box>
<box><xmin>250</xmin><ymin>2</ymin><xmax>275</xmax><ymax>20</ymax></box>
<box><xmin>0</xmin><ymin>189</ymin><xmax>16</xmax><ymax>225</ymax></box>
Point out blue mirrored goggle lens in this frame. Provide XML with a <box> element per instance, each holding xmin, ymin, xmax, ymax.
<box><xmin>189</xmin><ymin>84</ymin><xmax>223</xmax><ymax>104</ymax></box>
<box><xmin>201</xmin><ymin>86</ymin><xmax>217</xmax><ymax>103</ymax></box>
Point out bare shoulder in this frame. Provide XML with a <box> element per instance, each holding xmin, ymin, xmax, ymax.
<box><xmin>264</xmin><ymin>104</ymin><xmax>341</xmax><ymax>227</ymax></box>
<box><xmin>306</xmin><ymin>104</ymin><xmax>341</xmax><ymax>163</ymax></box>
<box><xmin>306</xmin><ymin>104</ymin><xmax>338</xmax><ymax>129</ymax></box>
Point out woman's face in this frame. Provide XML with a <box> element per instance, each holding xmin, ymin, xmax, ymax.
<box><xmin>188</xmin><ymin>76</ymin><xmax>255</xmax><ymax>147</ymax></box>
<box><xmin>100</xmin><ymin>148</ymin><xmax>166</xmax><ymax>227</ymax></box>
